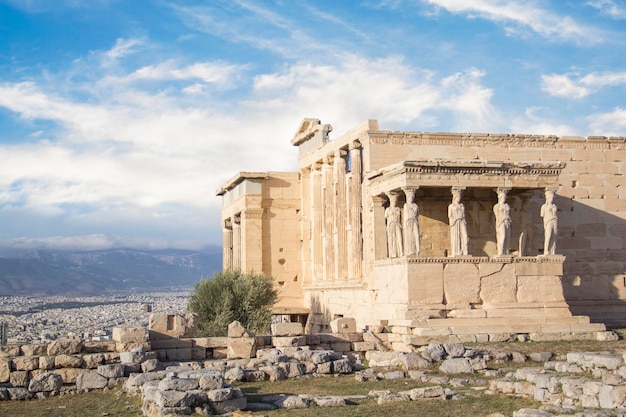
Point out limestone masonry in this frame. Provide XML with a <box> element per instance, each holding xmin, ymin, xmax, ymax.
<box><xmin>217</xmin><ymin>118</ymin><xmax>626</xmax><ymax>338</ymax></box>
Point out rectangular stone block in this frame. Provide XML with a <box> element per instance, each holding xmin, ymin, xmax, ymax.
<box><xmin>112</xmin><ymin>327</ymin><xmax>147</xmax><ymax>343</ymax></box>
<box><xmin>272</xmin><ymin>336</ymin><xmax>306</xmax><ymax>347</ymax></box>
<box><xmin>150</xmin><ymin>338</ymin><xmax>193</xmax><ymax>349</ymax></box>
<box><xmin>271</xmin><ymin>322</ymin><xmax>303</xmax><ymax>336</ymax></box>
<box><xmin>306</xmin><ymin>335</ymin><xmax>320</xmax><ymax>345</ymax></box>
<box><xmin>192</xmin><ymin>337</ymin><xmax>228</xmax><ymax>348</ymax></box>
<box><xmin>329</xmin><ymin>318</ymin><xmax>357</xmax><ymax>333</ymax></box>
<box><xmin>351</xmin><ymin>341</ymin><xmax>376</xmax><ymax>351</ymax></box>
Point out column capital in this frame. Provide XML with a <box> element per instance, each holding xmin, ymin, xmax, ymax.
<box><xmin>349</xmin><ymin>140</ymin><xmax>362</xmax><ymax>150</ymax></box>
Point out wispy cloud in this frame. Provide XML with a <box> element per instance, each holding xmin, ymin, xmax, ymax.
<box><xmin>588</xmin><ymin>107</ymin><xmax>626</xmax><ymax>136</ymax></box>
<box><xmin>586</xmin><ymin>0</ymin><xmax>626</xmax><ymax>19</ymax></box>
<box><xmin>105</xmin><ymin>38</ymin><xmax>143</xmax><ymax>60</ymax></box>
<box><xmin>129</xmin><ymin>60</ymin><xmax>247</xmax><ymax>85</ymax></box>
<box><xmin>541</xmin><ymin>70</ymin><xmax>626</xmax><ymax>98</ymax></box>
<box><xmin>419</xmin><ymin>0</ymin><xmax>602</xmax><ymax>43</ymax></box>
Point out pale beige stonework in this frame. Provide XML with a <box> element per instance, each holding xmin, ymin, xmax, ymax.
<box><xmin>218</xmin><ymin>118</ymin><xmax>626</xmax><ymax>336</ymax></box>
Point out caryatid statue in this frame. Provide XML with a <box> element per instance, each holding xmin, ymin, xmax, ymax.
<box><xmin>403</xmin><ymin>188</ymin><xmax>420</xmax><ymax>256</ymax></box>
<box><xmin>448</xmin><ymin>188</ymin><xmax>468</xmax><ymax>256</ymax></box>
<box><xmin>493</xmin><ymin>188</ymin><xmax>512</xmax><ymax>256</ymax></box>
<box><xmin>385</xmin><ymin>193</ymin><xmax>403</xmax><ymax>258</ymax></box>
<box><xmin>540</xmin><ymin>189</ymin><xmax>558</xmax><ymax>255</ymax></box>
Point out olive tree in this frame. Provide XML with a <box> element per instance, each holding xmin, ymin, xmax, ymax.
<box><xmin>188</xmin><ymin>270</ymin><xmax>278</xmax><ymax>337</ymax></box>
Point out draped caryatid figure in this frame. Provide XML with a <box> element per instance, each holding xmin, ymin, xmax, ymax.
<box><xmin>385</xmin><ymin>193</ymin><xmax>403</xmax><ymax>258</ymax></box>
<box><xmin>448</xmin><ymin>188</ymin><xmax>468</xmax><ymax>256</ymax></box>
<box><xmin>403</xmin><ymin>188</ymin><xmax>420</xmax><ymax>256</ymax></box>
<box><xmin>493</xmin><ymin>188</ymin><xmax>511</xmax><ymax>256</ymax></box>
<box><xmin>541</xmin><ymin>189</ymin><xmax>558</xmax><ymax>255</ymax></box>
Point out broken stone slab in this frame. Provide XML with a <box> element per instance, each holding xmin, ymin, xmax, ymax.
<box><xmin>376</xmin><ymin>391</ymin><xmax>410</xmax><ymax>405</ymax></box>
<box><xmin>28</xmin><ymin>372</ymin><xmax>62</xmax><ymax>394</ymax></box>
<box><xmin>198</xmin><ymin>371</ymin><xmax>225</xmax><ymax>390</ymax></box>
<box><xmin>76</xmin><ymin>372</ymin><xmax>108</xmax><ymax>391</ymax></box>
<box><xmin>97</xmin><ymin>364</ymin><xmax>125</xmax><ymax>378</ymax></box>
<box><xmin>512</xmin><ymin>409</ymin><xmax>553</xmax><ymax>417</ymax></box>
<box><xmin>400</xmin><ymin>385</ymin><xmax>446</xmax><ymax>400</ymax></box>
<box><xmin>7</xmin><ymin>387</ymin><xmax>31</xmax><ymax>401</ymax></box>
<box><xmin>228</xmin><ymin>337</ymin><xmax>256</xmax><ymax>359</ymax></box>
<box><xmin>228</xmin><ymin>321</ymin><xmax>253</xmax><ymax>338</ymax></box>
<box><xmin>157</xmin><ymin>377</ymin><xmax>199</xmax><ymax>392</ymax></box>
<box><xmin>38</xmin><ymin>356</ymin><xmax>56</xmax><ymax>371</ymax></box>
<box><xmin>209</xmin><ymin>395</ymin><xmax>247</xmax><ymax>414</ymax></box>
<box><xmin>439</xmin><ymin>358</ymin><xmax>474</xmax><ymax>374</ymax></box>
<box><xmin>529</xmin><ymin>352</ymin><xmax>553</xmax><ymax>362</ymax></box>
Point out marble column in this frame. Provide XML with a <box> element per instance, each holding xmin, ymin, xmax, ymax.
<box><xmin>232</xmin><ymin>215</ymin><xmax>241</xmax><ymax>269</ymax></box>
<box><xmin>334</xmin><ymin>149</ymin><xmax>348</xmax><ymax>282</ymax></box>
<box><xmin>311</xmin><ymin>164</ymin><xmax>323</xmax><ymax>282</ymax></box>
<box><xmin>349</xmin><ymin>143</ymin><xmax>363</xmax><ymax>281</ymax></box>
<box><xmin>223</xmin><ymin>219</ymin><xmax>233</xmax><ymax>270</ymax></box>
<box><xmin>322</xmin><ymin>155</ymin><xmax>335</xmax><ymax>281</ymax></box>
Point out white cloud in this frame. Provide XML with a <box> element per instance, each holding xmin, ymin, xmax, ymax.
<box><xmin>420</xmin><ymin>0</ymin><xmax>602</xmax><ymax>43</ymax></box>
<box><xmin>130</xmin><ymin>60</ymin><xmax>246</xmax><ymax>85</ymax></box>
<box><xmin>586</xmin><ymin>0</ymin><xmax>626</xmax><ymax>19</ymax></box>
<box><xmin>541</xmin><ymin>74</ymin><xmax>591</xmax><ymax>98</ymax></box>
<box><xmin>588</xmin><ymin>107</ymin><xmax>626</xmax><ymax>136</ymax></box>
<box><xmin>541</xmin><ymin>70</ymin><xmax>626</xmax><ymax>98</ymax></box>
<box><xmin>105</xmin><ymin>38</ymin><xmax>143</xmax><ymax>60</ymax></box>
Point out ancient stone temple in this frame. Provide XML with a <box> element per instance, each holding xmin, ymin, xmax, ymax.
<box><xmin>217</xmin><ymin>118</ymin><xmax>626</xmax><ymax>339</ymax></box>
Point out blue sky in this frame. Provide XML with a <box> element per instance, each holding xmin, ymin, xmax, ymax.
<box><xmin>0</xmin><ymin>0</ymin><xmax>625</xmax><ymax>251</ymax></box>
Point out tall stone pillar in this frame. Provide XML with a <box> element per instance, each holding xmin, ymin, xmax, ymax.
<box><xmin>322</xmin><ymin>155</ymin><xmax>335</xmax><ymax>281</ymax></box>
<box><xmin>372</xmin><ymin>195</ymin><xmax>388</xmax><ymax>260</ymax></box>
<box><xmin>334</xmin><ymin>150</ymin><xmax>348</xmax><ymax>282</ymax></box>
<box><xmin>300</xmin><ymin>168</ymin><xmax>312</xmax><ymax>285</ymax></box>
<box><xmin>311</xmin><ymin>164</ymin><xmax>323</xmax><ymax>282</ymax></box>
<box><xmin>232</xmin><ymin>215</ymin><xmax>241</xmax><ymax>270</ymax></box>
<box><xmin>223</xmin><ymin>219</ymin><xmax>233</xmax><ymax>270</ymax></box>
<box><xmin>349</xmin><ymin>143</ymin><xmax>363</xmax><ymax>281</ymax></box>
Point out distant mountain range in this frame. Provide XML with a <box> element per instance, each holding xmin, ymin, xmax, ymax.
<box><xmin>0</xmin><ymin>247</ymin><xmax>222</xmax><ymax>296</ymax></box>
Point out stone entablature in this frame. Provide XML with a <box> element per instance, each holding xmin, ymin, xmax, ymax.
<box><xmin>368</xmin><ymin>131</ymin><xmax>626</xmax><ymax>149</ymax></box>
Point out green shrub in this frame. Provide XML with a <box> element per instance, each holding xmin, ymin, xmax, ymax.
<box><xmin>188</xmin><ymin>270</ymin><xmax>278</xmax><ymax>337</ymax></box>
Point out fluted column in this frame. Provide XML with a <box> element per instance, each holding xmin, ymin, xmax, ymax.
<box><xmin>322</xmin><ymin>155</ymin><xmax>335</xmax><ymax>281</ymax></box>
<box><xmin>311</xmin><ymin>164</ymin><xmax>323</xmax><ymax>282</ymax></box>
<box><xmin>300</xmin><ymin>167</ymin><xmax>312</xmax><ymax>285</ymax></box>
<box><xmin>223</xmin><ymin>219</ymin><xmax>233</xmax><ymax>270</ymax></box>
<box><xmin>232</xmin><ymin>215</ymin><xmax>241</xmax><ymax>270</ymax></box>
<box><xmin>334</xmin><ymin>150</ymin><xmax>348</xmax><ymax>282</ymax></box>
<box><xmin>349</xmin><ymin>142</ymin><xmax>363</xmax><ymax>281</ymax></box>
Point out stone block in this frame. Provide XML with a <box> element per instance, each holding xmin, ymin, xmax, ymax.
<box><xmin>228</xmin><ymin>337</ymin><xmax>256</xmax><ymax>359</ymax></box>
<box><xmin>12</xmin><ymin>356</ymin><xmax>39</xmax><ymax>371</ymax></box>
<box><xmin>28</xmin><ymin>372</ymin><xmax>62</xmax><ymax>393</ymax></box>
<box><xmin>119</xmin><ymin>347</ymin><xmax>146</xmax><ymax>364</ymax></box>
<box><xmin>38</xmin><ymin>356</ymin><xmax>55</xmax><ymax>371</ymax></box>
<box><xmin>329</xmin><ymin>318</ymin><xmax>357</xmax><ymax>333</ymax></box>
<box><xmin>97</xmin><ymin>364</ymin><xmax>124</xmax><ymax>378</ymax></box>
<box><xmin>54</xmin><ymin>355</ymin><xmax>82</xmax><ymax>368</ymax></box>
<box><xmin>150</xmin><ymin>338</ymin><xmax>193</xmax><ymax>349</ymax></box>
<box><xmin>351</xmin><ymin>341</ymin><xmax>376</xmax><ymax>351</ymax></box>
<box><xmin>443</xmin><ymin>263</ymin><xmax>480</xmax><ymax>305</ymax></box>
<box><xmin>76</xmin><ymin>372</ymin><xmax>108</xmax><ymax>391</ymax></box>
<box><xmin>55</xmin><ymin>368</ymin><xmax>85</xmax><ymax>384</ymax></box>
<box><xmin>116</xmin><ymin>342</ymin><xmax>149</xmax><ymax>353</ymax></box>
<box><xmin>271</xmin><ymin>322</ymin><xmax>303</xmax><ymax>336</ymax></box>
<box><xmin>20</xmin><ymin>344</ymin><xmax>47</xmax><ymax>357</ymax></box>
<box><xmin>112</xmin><ymin>327</ymin><xmax>147</xmax><ymax>343</ymax></box>
<box><xmin>228</xmin><ymin>321</ymin><xmax>252</xmax><ymax>338</ymax></box>
<box><xmin>47</xmin><ymin>338</ymin><xmax>83</xmax><ymax>356</ymax></box>
<box><xmin>192</xmin><ymin>337</ymin><xmax>228</xmax><ymax>348</ymax></box>
<box><xmin>83</xmin><ymin>341</ymin><xmax>116</xmax><ymax>353</ymax></box>
<box><xmin>148</xmin><ymin>313</ymin><xmax>197</xmax><ymax>339</ymax></box>
<box><xmin>10</xmin><ymin>370</ymin><xmax>30</xmax><ymax>387</ymax></box>
<box><xmin>272</xmin><ymin>336</ymin><xmax>306</xmax><ymax>347</ymax></box>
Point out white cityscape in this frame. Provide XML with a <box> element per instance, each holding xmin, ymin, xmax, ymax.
<box><xmin>0</xmin><ymin>290</ymin><xmax>191</xmax><ymax>344</ymax></box>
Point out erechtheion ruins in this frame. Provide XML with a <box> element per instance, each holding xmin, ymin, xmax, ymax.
<box><xmin>217</xmin><ymin>118</ymin><xmax>626</xmax><ymax>341</ymax></box>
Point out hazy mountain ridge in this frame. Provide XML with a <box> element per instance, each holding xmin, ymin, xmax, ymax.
<box><xmin>0</xmin><ymin>247</ymin><xmax>222</xmax><ymax>296</ymax></box>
